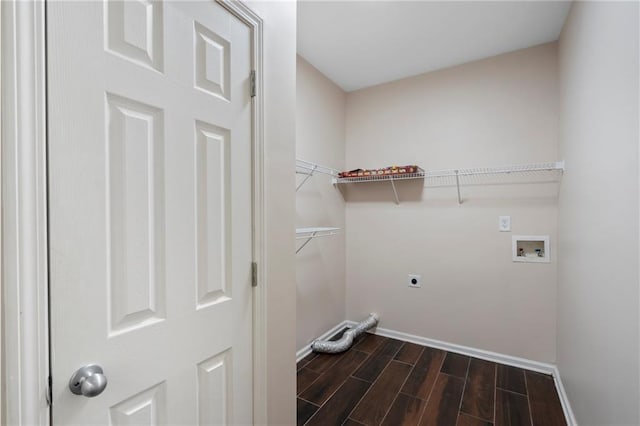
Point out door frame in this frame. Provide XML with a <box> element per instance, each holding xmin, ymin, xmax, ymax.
<box><xmin>0</xmin><ymin>1</ymin><xmax>266</xmax><ymax>424</ymax></box>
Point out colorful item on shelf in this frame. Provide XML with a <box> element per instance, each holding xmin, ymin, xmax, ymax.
<box><xmin>338</xmin><ymin>165</ymin><xmax>420</xmax><ymax>178</ymax></box>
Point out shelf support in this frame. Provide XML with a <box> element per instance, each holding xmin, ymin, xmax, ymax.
<box><xmin>455</xmin><ymin>170</ymin><xmax>462</xmax><ymax>204</ymax></box>
<box><xmin>390</xmin><ymin>178</ymin><xmax>400</xmax><ymax>205</ymax></box>
<box><xmin>296</xmin><ymin>231</ymin><xmax>317</xmax><ymax>254</ymax></box>
<box><xmin>296</xmin><ymin>164</ymin><xmax>318</xmax><ymax>192</ymax></box>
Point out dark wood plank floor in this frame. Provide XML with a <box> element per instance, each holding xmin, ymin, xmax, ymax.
<box><xmin>297</xmin><ymin>331</ymin><xmax>566</xmax><ymax>426</ymax></box>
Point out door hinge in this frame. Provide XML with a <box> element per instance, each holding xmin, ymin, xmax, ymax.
<box><xmin>46</xmin><ymin>375</ymin><xmax>52</xmax><ymax>407</ymax></box>
<box><xmin>251</xmin><ymin>262</ymin><xmax>258</xmax><ymax>287</ymax></box>
<box><xmin>250</xmin><ymin>70</ymin><xmax>256</xmax><ymax>98</ymax></box>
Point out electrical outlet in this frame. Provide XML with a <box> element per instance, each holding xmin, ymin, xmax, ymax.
<box><xmin>408</xmin><ymin>274</ymin><xmax>421</xmax><ymax>288</ymax></box>
<box><xmin>499</xmin><ymin>216</ymin><xmax>511</xmax><ymax>232</ymax></box>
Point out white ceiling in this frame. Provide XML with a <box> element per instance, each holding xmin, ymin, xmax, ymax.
<box><xmin>297</xmin><ymin>1</ymin><xmax>572</xmax><ymax>92</ymax></box>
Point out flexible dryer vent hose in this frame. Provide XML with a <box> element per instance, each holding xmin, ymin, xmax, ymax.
<box><xmin>311</xmin><ymin>313</ymin><xmax>379</xmax><ymax>354</ymax></box>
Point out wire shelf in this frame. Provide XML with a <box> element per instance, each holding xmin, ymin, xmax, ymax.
<box><xmin>296</xmin><ymin>227</ymin><xmax>340</xmax><ymax>254</ymax></box>
<box><xmin>423</xmin><ymin>161</ymin><xmax>564</xmax><ymax>187</ymax></box>
<box><xmin>296</xmin><ymin>159</ymin><xmax>339</xmax><ymax>191</ymax></box>
<box><xmin>424</xmin><ymin>161</ymin><xmax>563</xmax><ymax>179</ymax></box>
<box><xmin>332</xmin><ymin>168</ymin><xmax>424</xmax><ymax>184</ymax></box>
<box><xmin>296</xmin><ymin>159</ymin><xmax>339</xmax><ymax>176</ymax></box>
<box><xmin>296</xmin><ymin>227</ymin><xmax>340</xmax><ymax>238</ymax></box>
<box><xmin>332</xmin><ymin>161</ymin><xmax>564</xmax><ymax>204</ymax></box>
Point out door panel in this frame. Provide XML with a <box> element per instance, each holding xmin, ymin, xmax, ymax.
<box><xmin>106</xmin><ymin>93</ymin><xmax>166</xmax><ymax>336</ymax></box>
<box><xmin>47</xmin><ymin>1</ymin><xmax>253</xmax><ymax>424</ymax></box>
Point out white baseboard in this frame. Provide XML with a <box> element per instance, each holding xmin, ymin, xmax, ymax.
<box><xmin>342</xmin><ymin>321</ymin><xmax>578</xmax><ymax>426</ymax></box>
<box><xmin>550</xmin><ymin>365</ymin><xmax>578</xmax><ymax>426</ymax></box>
<box><xmin>350</xmin><ymin>321</ymin><xmax>554</xmax><ymax>374</ymax></box>
<box><xmin>296</xmin><ymin>321</ymin><xmax>350</xmax><ymax>362</ymax></box>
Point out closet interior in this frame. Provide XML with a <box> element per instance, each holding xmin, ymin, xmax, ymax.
<box><xmin>295</xmin><ymin>2</ymin><xmax>639</xmax><ymax>426</ymax></box>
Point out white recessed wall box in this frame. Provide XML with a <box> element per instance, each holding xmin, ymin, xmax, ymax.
<box><xmin>512</xmin><ymin>235</ymin><xmax>550</xmax><ymax>263</ymax></box>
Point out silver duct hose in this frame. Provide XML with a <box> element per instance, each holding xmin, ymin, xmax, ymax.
<box><xmin>311</xmin><ymin>313</ymin><xmax>379</xmax><ymax>354</ymax></box>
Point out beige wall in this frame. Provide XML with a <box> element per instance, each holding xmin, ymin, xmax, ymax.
<box><xmin>345</xmin><ymin>43</ymin><xmax>560</xmax><ymax>363</ymax></box>
<box><xmin>246</xmin><ymin>1</ymin><xmax>297</xmax><ymax>425</ymax></box>
<box><xmin>558</xmin><ymin>2</ymin><xmax>639</xmax><ymax>425</ymax></box>
<box><xmin>296</xmin><ymin>57</ymin><xmax>347</xmax><ymax>350</ymax></box>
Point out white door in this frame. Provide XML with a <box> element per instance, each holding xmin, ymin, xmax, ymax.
<box><xmin>47</xmin><ymin>1</ymin><xmax>253</xmax><ymax>424</ymax></box>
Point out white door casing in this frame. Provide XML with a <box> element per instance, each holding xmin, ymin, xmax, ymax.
<box><xmin>48</xmin><ymin>1</ymin><xmax>254</xmax><ymax>424</ymax></box>
<box><xmin>1</xmin><ymin>1</ymin><xmax>50</xmax><ymax>424</ymax></box>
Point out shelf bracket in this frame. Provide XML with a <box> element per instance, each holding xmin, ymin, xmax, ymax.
<box><xmin>390</xmin><ymin>178</ymin><xmax>400</xmax><ymax>205</ymax></box>
<box><xmin>455</xmin><ymin>170</ymin><xmax>462</xmax><ymax>204</ymax></box>
<box><xmin>296</xmin><ymin>165</ymin><xmax>318</xmax><ymax>192</ymax></box>
<box><xmin>296</xmin><ymin>231</ymin><xmax>317</xmax><ymax>254</ymax></box>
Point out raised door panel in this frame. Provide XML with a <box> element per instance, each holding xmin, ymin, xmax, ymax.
<box><xmin>110</xmin><ymin>383</ymin><xmax>167</xmax><ymax>426</ymax></box>
<box><xmin>195</xmin><ymin>121</ymin><xmax>232</xmax><ymax>309</ymax></box>
<box><xmin>106</xmin><ymin>93</ymin><xmax>166</xmax><ymax>336</ymax></box>
<box><xmin>197</xmin><ymin>350</ymin><xmax>232</xmax><ymax>425</ymax></box>
<box><xmin>106</xmin><ymin>0</ymin><xmax>164</xmax><ymax>71</ymax></box>
<box><xmin>194</xmin><ymin>20</ymin><xmax>230</xmax><ymax>100</ymax></box>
